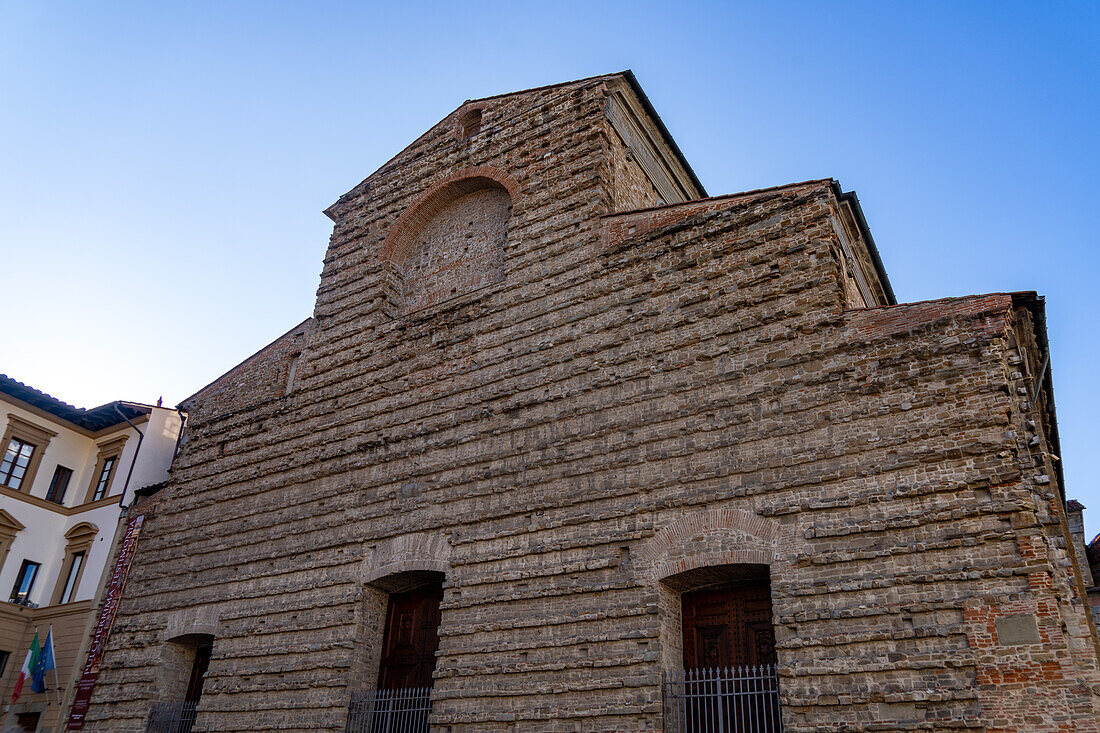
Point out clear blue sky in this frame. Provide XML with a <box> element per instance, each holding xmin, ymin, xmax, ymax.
<box><xmin>3</xmin><ymin>2</ymin><xmax>1098</xmax><ymax>535</ymax></box>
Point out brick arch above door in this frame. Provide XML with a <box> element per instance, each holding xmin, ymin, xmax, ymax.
<box><xmin>639</xmin><ymin>507</ymin><xmax>781</xmax><ymax>584</ymax></box>
<box><xmin>360</xmin><ymin>531</ymin><xmax>453</xmax><ymax>590</ymax></box>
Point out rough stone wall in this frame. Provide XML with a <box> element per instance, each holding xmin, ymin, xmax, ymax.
<box><xmin>85</xmin><ymin>74</ymin><xmax>1100</xmax><ymax>733</ymax></box>
<box><xmin>961</xmin><ymin>306</ymin><xmax>1100</xmax><ymax>731</ymax></box>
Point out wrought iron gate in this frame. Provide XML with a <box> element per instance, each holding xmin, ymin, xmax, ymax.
<box><xmin>663</xmin><ymin>665</ymin><xmax>783</xmax><ymax>733</ymax></box>
<box><xmin>145</xmin><ymin>701</ymin><xmax>198</xmax><ymax>733</ymax></box>
<box><xmin>345</xmin><ymin>687</ymin><xmax>433</xmax><ymax>733</ymax></box>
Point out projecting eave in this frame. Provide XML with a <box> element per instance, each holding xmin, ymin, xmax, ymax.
<box><xmin>1011</xmin><ymin>292</ymin><xmax>1066</xmax><ymax>504</ymax></box>
<box><xmin>0</xmin><ymin>374</ymin><xmax>154</xmax><ymax>436</ymax></box>
<box><xmin>830</xmin><ymin>183</ymin><xmax>897</xmax><ymax>306</ymax></box>
<box><xmin>615</xmin><ymin>70</ymin><xmax>706</xmax><ymax>200</ymax></box>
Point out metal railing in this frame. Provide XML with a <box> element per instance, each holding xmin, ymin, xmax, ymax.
<box><xmin>664</xmin><ymin>665</ymin><xmax>783</xmax><ymax>733</ymax></box>
<box><xmin>345</xmin><ymin>687</ymin><xmax>433</xmax><ymax>733</ymax></box>
<box><xmin>146</xmin><ymin>700</ymin><xmax>198</xmax><ymax>733</ymax></box>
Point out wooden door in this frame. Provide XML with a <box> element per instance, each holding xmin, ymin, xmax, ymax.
<box><xmin>185</xmin><ymin>642</ymin><xmax>212</xmax><ymax>702</ymax></box>
<box><xmin>377</xmin><ymin>586</ymin><xmax>443</xmax><ymax>690</ymax></box>
<box><xmin>682</xmin><ymin>581</ymin><xmax>777</xmax><ymax>668</ymax></box>
<box><xmin>680</xmin><ymin>581</ymin><xmax>779</xmax><ymax>732</ymax></box>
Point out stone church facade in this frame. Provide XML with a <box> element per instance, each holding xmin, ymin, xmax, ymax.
<box><xmin>84</xmin><ymin>72</ymin><xmax>1100</xmax><ymax>731</ymax></box>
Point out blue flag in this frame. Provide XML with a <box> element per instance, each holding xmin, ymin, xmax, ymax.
<box><xmin>30</xmin><ymin>627</ymin><xmax>54</xmax><ymax>694</ymax></box>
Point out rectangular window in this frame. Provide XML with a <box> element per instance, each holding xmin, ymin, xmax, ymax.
<box><xmin>9</xmin><ymin>560</ymin><xmax>40</xmax><ymax>604</ymax></box>
<box><xmin>59</xmin><ymin>551</ymin><xmax>85</xmax><ymax>603</ymax></box>
<box><xmin>45</xmin><ymin>465</ymin><xmax>73</xmax><ymax>504</ymax></box>
<box><xmin>0</xmin><ymin>650</ymin><xmax>9</xmax><ymax>678</ymax></box>
<box><xmin>0</xmin><ymin>438</ymin><xmax>36</xmax><ymax>491</ymax></box>
<box><xmin>92</xmin><ymin>455</ymin><xmax>118</xmax><ymax>501</ymax></box>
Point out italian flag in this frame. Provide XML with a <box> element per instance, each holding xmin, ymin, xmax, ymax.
<box><xmin>11</xmin><ymin>630</ymin><xmax>39</xmax><ymax>704</ymax></box>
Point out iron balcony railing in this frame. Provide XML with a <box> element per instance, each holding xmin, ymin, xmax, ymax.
<box><xmin>345</xmin><ymin>687</ymin><xmax>433</xmax><ymax>733</ymax></box>
<box><xmin>664</xmin><ymin>664</ymin><xmax>783</xmax><ymax>733</ymax></box>
<box><xmin>146</xmin><ymin>700</ymin><xmax>198</xmax><ymax>733</ymax></box>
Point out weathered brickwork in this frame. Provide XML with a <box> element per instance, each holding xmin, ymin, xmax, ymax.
<box><xmin>85</xmin><ymin>73</ymin><xmax>1100</xmax><ymax>732</ymax></box>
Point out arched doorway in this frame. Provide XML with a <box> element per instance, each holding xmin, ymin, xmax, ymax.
<box><xmin>640</xmin><ymin>509</ymin><xmax>786</xmax><ymax>732</ymax></box>
<box><xmin>348</xmin><ymin>570</ymin><xmax>445</xmax><ymax>733</ymax></box>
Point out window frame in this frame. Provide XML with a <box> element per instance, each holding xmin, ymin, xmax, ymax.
<box><xmin>84</xmin><ymin>435</ymin><xmax>127</xmax><ymax>504</ymax></box>
<box><xmin>9</xmin><ymin>559</ymin><xmax>41</xmax><ymax>604</ymax></box>
<box><xmin>0</xmin><ymin>510</ymin><xmax>24</xmax><ymax>574</ymax></box>
<box><xmin>0</xmin><ymin>437</ymin><xmax>35</xmax><ymax>490</ymax></box>
<box><xmin>92</xmin><ymin>455</ymin><xmax>117</xmax><ymax>501</ymax></box>
<box><xmin>0</xmin><ymin>416</ymin><xmax>57</xmax><ymax>494</ymax></box>
<box><xmin>51</xmin><ymin>522</ymin><xmax>97</xmax><ymax>605</ymax></box>
<box><xmin>58</xmin><ymin>550</ymin><xmax>85</xmax><ymax>604</ymax></box>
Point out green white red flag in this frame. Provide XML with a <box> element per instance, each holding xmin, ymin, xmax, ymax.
<box><xmin>11</xmin><ymin>629</ymin><xmax>40</xmax><ymax>703</ymax></box>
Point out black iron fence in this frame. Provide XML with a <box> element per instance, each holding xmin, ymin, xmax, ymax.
<box><xmin>146</xmin><ymin>700</ymin><xmax>198</xmax><ymax>733</ymax></box>
<box><xmin>345</xmin><ymin>687</ymin><xmax>433</xmax><ymax>733</ymax></box>
<box><xmin>663</xmin><ymin>665</ymin><xmax>783</xmax><ymax>733</ymax></box>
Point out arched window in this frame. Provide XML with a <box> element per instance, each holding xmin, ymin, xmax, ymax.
<box><xmin>458</xmin><ymin>108</ymin><xmax>482</xmax><ymax>139</ymax></box>
<box><xmin>51</xmin><ymin>522</ymin><xmax>97</xmax><ymax>604</ymax></box>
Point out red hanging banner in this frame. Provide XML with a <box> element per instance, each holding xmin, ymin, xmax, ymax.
<box><xmin>65</xmin><ymin>514</ymin><xmax>145</xmax><ymax>730</ymax></box>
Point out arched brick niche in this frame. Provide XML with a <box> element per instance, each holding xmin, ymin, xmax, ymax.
<box><xmin>381</xmin><ymin>167</ymin><xmax>520</xmax><ymax>313</ymax></box>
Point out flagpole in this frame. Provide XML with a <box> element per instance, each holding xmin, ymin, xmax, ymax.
<box><xmin>50</xmin><ymin>626</ymin><xmax>62</xmax><ymax>709</ymax></box>
<box><xmin>32</xmin><ymin>625</ymin><xmax>39</xmax><ymax>704</ymax></box>
<box><xmin>36</xmin><ymin>623</ymin><xmax>51</xmax><ymax>708</ymax></box>
<box><xmin>34</xmin><ymin>625</ymin><xmax>42</xmax><ymax>706</ymax></box>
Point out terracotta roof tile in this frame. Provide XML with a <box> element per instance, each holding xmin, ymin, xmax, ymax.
<box><xmin>0</xmin><ymin>374</ymin><xmax>151</xmax><ymax>431</ymax></box>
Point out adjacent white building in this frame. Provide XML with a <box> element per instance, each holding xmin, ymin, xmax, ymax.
<box><xmin>0</xmin><ymin>374</ymin><xmax>183</xmax><ymax>732</ymax></box>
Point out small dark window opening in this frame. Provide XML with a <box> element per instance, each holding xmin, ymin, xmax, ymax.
<box><xmin>285</xmin><ymin>353</ymin><xmax>301</xmax><ymax>395</ymax></box>
<box><xmin>0</xmin><ymin>650</ymin><xmax>10</xmax><ymax>677</ymax></box>
<box><xmin>185</xmin><ymin>641</ymin><xmax>213</xmax><ymax>702</ymax></box>
<box><xmin>459</xmin><ymin>109</ymin><xmax>482</xmax><ymax>139</ymax></box>
<box><xmin>45</xmin><ymin>466</ymin><xmax>73</xmax><ymax>504</ymax></box>
<box><xmin>10</xmin><ymin>560</ymin><xmax>40</xmax><ymax>604</ymax></box>
<box><xmin>14</xmin><ymin>712</ymin><xmax>39</xmax><ymax>732</ymax></box>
